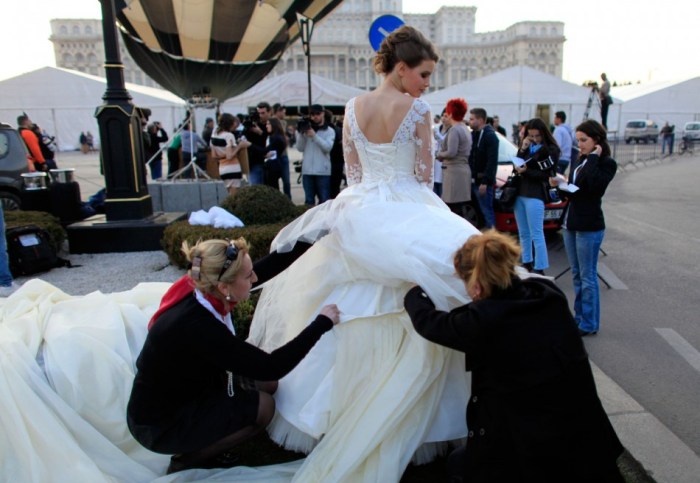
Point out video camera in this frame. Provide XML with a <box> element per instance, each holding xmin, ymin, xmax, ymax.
<box><xmin>242</xmin><ymin>111</ymin><xmax>261</xmax><ymax>130</ymax></box>
<box><xmin>297</xmin><ymin>116</ymin><xmax>320</xmax><ymax>133</ymax></box>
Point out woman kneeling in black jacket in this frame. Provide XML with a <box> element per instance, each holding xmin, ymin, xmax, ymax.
<box><xmin>127</xmin><ymin>238</ymin><xmax>339</xmax><ymax>474</ymax></box>
<box><xmin>404</xmin><ymin>230</ymin><xmax>624</xmax><ymax>483</ymax></box>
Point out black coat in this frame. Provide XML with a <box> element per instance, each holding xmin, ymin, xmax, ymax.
<box><xmin>469</xmin><ymin>125</ymin><xmax>499</xmax><ymax>186</ymax></box>
<box><xmin>515</xmin><ymin>143</ymin><xmax>559</xmax><ymax>201</ymax></box>
<box><xmin>404</xmin><ymin>278</ymin><xmax>624</xmax><ymax>483</ymax></box>
<box><xmin>559</xmin><ymin>153</ymin><xmax>616</xmax><ymax>231</ymax></box>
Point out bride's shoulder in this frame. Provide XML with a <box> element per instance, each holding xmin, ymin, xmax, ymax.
<box><xmin>412</xmin><ymin>98</ymin><xmax>430</xmax><ymax>115</ymax></box>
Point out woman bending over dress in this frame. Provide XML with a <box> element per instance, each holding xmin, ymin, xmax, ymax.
<box><xmin>405</xmin><ymin>230</ymin><xmax>625</xmax><ymax>483</ymax></box>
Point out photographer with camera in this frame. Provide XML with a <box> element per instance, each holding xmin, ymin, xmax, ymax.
<box><xmin>242</xmin><ymin>102</ymin><xmax>272</xmax><ymax>185</ymax></box>
<box><xmin>295</xmin><ymin>104</ymin><xmax>335</xmax><ymax>205</ymax></box>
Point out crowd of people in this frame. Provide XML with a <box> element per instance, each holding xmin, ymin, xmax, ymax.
<box><xmin>1</xmin><ymin>23</ymin><xmax>627</xmax><ymax>483</ymax></box>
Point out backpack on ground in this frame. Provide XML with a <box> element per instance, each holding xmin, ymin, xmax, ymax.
<box><xmin>6</xmin><ymin>225</ymin><xmax>69</xmax><ymax>277</ymax></box>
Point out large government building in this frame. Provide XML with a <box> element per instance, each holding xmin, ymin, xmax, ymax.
<box><xmin>50</xmin><ymin>0</ymin><xmax>564</xmax><ymax>94</ymax></box>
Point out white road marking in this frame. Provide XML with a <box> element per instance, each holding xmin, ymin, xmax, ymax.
<box><xmin>378</xmin><ymin>27</ymin><xmax>390</xmax><ymax>36</ymax></box>
<box><xmin>655</xmin><ymin>328</ymin><xmax>700</xmax><ymax>373</ymax></box>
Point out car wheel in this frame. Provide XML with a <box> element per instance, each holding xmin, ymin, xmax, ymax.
<box><xmin>0</xmin><ymin>192</ymin><xmax>21</xmax><ymax>211</ymax></box>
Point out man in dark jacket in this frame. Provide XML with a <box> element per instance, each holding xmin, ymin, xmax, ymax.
<box><xmin>243</xmin><ymin>102</ymin><xmax>272</xmax><ymax>185</ymax></box>
<box><xmin>468</xmin><ymin>108</ymin><xmax>499</xmax><ymax>228</ymax></box>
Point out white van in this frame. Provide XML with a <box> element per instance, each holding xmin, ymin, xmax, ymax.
<box><xmin>624</xmin><ymin>120</ymin><xmax>659</xmax><ymax>144</ymax></box>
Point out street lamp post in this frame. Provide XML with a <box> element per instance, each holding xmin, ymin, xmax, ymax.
<box><xmin>297</xmin><ymin>13</ymin><xmax>315</xmax><ymax>115</ymax></box>
<box><xmin>95</xmin><ymin>0</ymin><xmax>152</xmax><ymax>221</ymax></box>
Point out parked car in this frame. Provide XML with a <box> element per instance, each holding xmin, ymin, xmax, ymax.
<box><xmin>682</xmin><ymin>122</ymin><xmax>700</xmax><ymax>141</ymax></box>
<box><xmin>624</xmin><ymin>119</ymin><xmax>659</xmax><ymax>144</ymax></box>
<box><xmin>0</xmin><ymin>122</ymin><xmax>31</xmax><ymax>210</ymax></box>
<box><xmin>465</xmin><ymin>132</ymin><xmax>567</xmax><ymax>232</ymax></box>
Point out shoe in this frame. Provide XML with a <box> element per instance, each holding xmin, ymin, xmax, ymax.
<box><xmin>578</xmin><ymin>328</ymin><xmax>598</xmax><ymax>337</ymax></box>
<box><xmin>522</xmin><ymin>262</ymin><xmax>534</xmax><ymax>272</ymax></box>
<box><xmin>532</xmin><ymin>269</ymin><xmax>545</xmax><ymax>275</ymax></box>
<box><xmin>167</xmin><ymin>451</ymin><xmax>240</xmax><ymax>475</ymax></box>
<box><xmin>0</xmin><ymin>282</ymin><xmax>20</xmax><ymax>298</ymax></box>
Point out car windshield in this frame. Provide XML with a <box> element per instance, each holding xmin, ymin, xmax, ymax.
<box><xmin>495</xmin><ymin>132</ymin><xmax>518</xmax><ymax>164</ymax></box>
<box><xmin>627</xmin><ymin>121</ymin><xmax>646</xmax><ymax>128</ymax></box>
<box><xmin>685</xmin><ymin>123</ymin><xmax>700</xmax><ymax>131</ymax></box>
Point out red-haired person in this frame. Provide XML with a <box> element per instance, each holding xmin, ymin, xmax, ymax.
<box><xmin>437</xmin><ymin>98</ymin><xmax>472</xmax><ymax>219</ymax></box>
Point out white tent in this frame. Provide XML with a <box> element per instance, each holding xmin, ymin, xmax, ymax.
<box><xmin>424</xmin><ymin>66</ymin><xmax>606</xmax><ymax>138</ymax></box>
<box><xmin>222</xmin><ymin>71</ymin><xmax>367</xmax><ymax>115</ymax></box>
<box><xmin>608</xmin><ymin>77</ymin><xmax>700</xmax><ymax>133</ymax></box>
<box><xmin>0</xmin><ymin>67</ymin><xmax>186</xmax><ymax>151</ymax></box>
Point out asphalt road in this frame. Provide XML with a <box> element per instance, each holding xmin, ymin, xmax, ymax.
<box><xmin>547</xmin><ymin>152</ymin><xmax>700</xmax><ymax>457</ymax></box>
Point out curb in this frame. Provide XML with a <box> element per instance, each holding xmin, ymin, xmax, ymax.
<box><xmin>591</xmin><ymin>362</ymin><xmax>700</xmax><ymax>483</ymax></box>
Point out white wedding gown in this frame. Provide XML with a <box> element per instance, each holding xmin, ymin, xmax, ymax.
<box><xmin>246</xmin><ymin>97</ymin><xmax>479</xmax><ymax>482</ymax></box>
<box><xmin>0</xmin><ymin>97</ymin><xmax>479</xmax><ymax>483</ymax></box>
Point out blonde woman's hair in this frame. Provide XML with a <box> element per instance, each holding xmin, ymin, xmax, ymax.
<box><xmin>453</xmin><ymin>230</ymin><xmax>520</xmax><ymax>299</ymax></box>
<box><xmin>181</xmin><ymin>238</ymin><xmax>249</xmax><ymax>293</ymax></box>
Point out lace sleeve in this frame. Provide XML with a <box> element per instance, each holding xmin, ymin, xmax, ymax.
<box><xmin>343</xmin><ymin>101</ymin><xmax>362</xmax><ymax>185</ymax></box>
<box><xmin>414</xmin><ymin>100</ymin><xmax>434</xmax><ymax>186</ymax></box>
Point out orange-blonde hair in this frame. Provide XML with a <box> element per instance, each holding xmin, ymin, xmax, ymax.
<box><xmin>453</xmin><ymin>230</ymin><xmax>520</xmax><ymax>299</ymax></box>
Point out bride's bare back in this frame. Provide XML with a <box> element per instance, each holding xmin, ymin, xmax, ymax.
<box><xmin>353</xmin><ymin>91</ymin><xmax>417</xmax><ymax>144</ymax></box>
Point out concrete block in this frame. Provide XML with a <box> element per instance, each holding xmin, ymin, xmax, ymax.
<box><xmin>147</xmin><ymin>183</ymin><xmax>163</xmax><ymax>212</ymax></box>
<box><xmin>200</xmin><ymin>181</ymin><xmax>222</xmax><ymax>209</ymax></box>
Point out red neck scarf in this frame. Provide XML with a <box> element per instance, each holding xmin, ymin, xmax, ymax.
<box><xmin>148</xmin><ymin>275</ymin><xmax>235</xmax><ymax>330</ymax></box>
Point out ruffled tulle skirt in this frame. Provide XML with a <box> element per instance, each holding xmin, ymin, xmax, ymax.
<box><xmin>247</xmin><ymin>179</ymin><xmax>480</xmax><ymax>482</ymax></box>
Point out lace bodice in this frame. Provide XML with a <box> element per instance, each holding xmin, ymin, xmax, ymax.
<box><xmin>342</xmin><ymin>97</ymin><xmax>434</xmax><ymax>186</ymax></box>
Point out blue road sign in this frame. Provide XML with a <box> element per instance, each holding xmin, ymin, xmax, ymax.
<box><xmin>368</xmin><ymin>15</ymin><xmax>405</xmax><ymax>52</ymax></box>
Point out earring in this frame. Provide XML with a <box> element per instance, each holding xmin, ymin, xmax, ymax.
<box><xmin>225</xmin><ymin>293</ymin><xmax>232</xmax><ymax>302</ymax></box>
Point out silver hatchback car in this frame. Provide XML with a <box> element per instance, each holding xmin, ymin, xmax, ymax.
<box><xmin>624</xmin><ymin>119</ymin><xmax>660</xmax><ymax>144</ymax></box>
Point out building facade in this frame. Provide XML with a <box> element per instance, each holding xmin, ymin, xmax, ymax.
<box><xmin>50</xmin><ymin>1</ymin><xmax>564</xmax><ymax>93</ymax></box>
<box><xmin>271</xmin><ymin>1</ymin><xmax>564</xmax><ymax>91</ymax></box>
<box><xmin>49</xmin><ymin>18</ymin><xmax>160</xmax><ymax>88</ymax></box>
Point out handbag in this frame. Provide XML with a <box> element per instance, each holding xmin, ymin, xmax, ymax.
<box><xmin>499</xmin><ymin>173</ymin><xmax>520</xmax><ymax>208</ymax></box>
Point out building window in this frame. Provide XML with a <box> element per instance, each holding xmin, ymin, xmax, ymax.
<box><xmin>85</xmin><ymin>25</ymin><xmax>93</xmax><ymax>35</ymax></box>
<box><xmin>60</xmin><ymin>25</ymin><xmax>68</xmax><ymax>35</ymax></box>
<box><xmin>72</xmin><ymin>25</ymin><xmax>80</xmax><ymax>35</ymax></box>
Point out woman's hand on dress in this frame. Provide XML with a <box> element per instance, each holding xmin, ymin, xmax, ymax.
<box><xmin>319</xmin><ymin>304</ymin><xmax>341</xmax><ymax>325</ymax></box>
<box><xmin>239</xmin><ymin>140</ymin><xmax>251</xmax><ymax>149</ymax></box>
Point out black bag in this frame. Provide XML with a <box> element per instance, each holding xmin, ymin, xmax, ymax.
<box><xmin>499</xmin><ymin>173</ymin><xmax>520</xmax><ymax>208</ymax></box>
<box><xmin>6</xmin><ymin>225</ymin><xmax>66</xmax><ymax>277</ymax></box>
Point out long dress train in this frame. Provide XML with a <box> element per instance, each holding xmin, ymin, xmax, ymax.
<box><xmin>246</xmin><ymin>97</ymin><xmax>479</xmax><ymax>482</ymax></box>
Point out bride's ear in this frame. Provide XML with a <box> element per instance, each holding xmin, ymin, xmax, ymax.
<box><xmin>395</xmin><ymin>61</ymin><xmax>407</xmax><ymax>77</ymax></box>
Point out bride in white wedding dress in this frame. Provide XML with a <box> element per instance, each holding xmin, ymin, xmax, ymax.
<box><xmin>246</xmin><ymin>26</ymin><xmax>480</xmax><ymax>482</ymax></box>
<box><xmin>0</xmin><ymin>26</ymin><xmax>481</xmax><ymax>483</ymax></box>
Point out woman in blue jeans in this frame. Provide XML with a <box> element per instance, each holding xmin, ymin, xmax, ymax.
<box><xmin>513</xmin><ymin>118</ymin><xmax>559</xmax><ymax>275</ymax></box>
<box><xmin>552</xmin><ymin>120</ymin><xmax>617</xmax><ymax>336</ymax></box>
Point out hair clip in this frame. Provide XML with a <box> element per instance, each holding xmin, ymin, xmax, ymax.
<box><xmin>191</xmin><ymin>256</ymin><xmax>202</xmax><ymax>281</ymax></box>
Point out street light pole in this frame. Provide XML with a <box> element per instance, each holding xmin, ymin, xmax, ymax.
<box><xmin>297</xmin><ymin>13</ymin><xmax>315</xmax><ymax>115</ymax></box>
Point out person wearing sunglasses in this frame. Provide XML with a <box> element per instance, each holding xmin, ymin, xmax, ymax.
<box><xmin>127</xmin><ymin>238</ymin><xmax>339</xmax><ymax>474</ymax></box>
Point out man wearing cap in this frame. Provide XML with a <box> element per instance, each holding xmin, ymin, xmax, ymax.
<box><xmin>296</xmin><ymin>104</ymin><xmax>335</xmax><ymax>205</ymax></box>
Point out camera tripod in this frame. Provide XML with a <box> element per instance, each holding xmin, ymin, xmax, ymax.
<box><xmin>553</xmin><ymin>239</ymin><xmax>611</xmax><ymax>289</ymax></box>
<box><xmin>582</xmin><ymin>86</ymin><xmax>602</xmax><ymax>123</ymax></box>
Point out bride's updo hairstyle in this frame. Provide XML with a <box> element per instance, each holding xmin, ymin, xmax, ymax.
<box><xmin>181</xmin><ymin>237</ymin><xmax>249</xmax><ymax>293</ymax></box>
<box><xmin>373</xmin><ymin>25</ymin><xmax>439</xmax><ymax>75</ymax></box>
<box><xmin>453</xmin><ymin>230</ymin><xmax>520</xmax><ymax>299</ymax></box>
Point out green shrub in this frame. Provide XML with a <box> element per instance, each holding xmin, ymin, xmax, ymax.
<box><xmin>232</xmin><ymin>292</ymin><xmax>260</xmax><ymax>340</ymax></box>
<box><xmin>220</xmin><ymin>185</ymin><xmax>297</xmax><ymax>225</ymax></box>
<box><xmin>4</xmin><ymin>211</ymin><xmax>67</xmax><ymax>252</ymax></box>
<box><xmin>161</xmin><ymin>221</ymin><xmax>290</xmax><ymax>268</ymax></box>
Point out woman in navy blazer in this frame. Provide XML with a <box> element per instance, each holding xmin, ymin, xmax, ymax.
<box><xmin>554</xmin><ymin>120</ymin><xmax>617</xmax><ymax>336</ymax></box>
